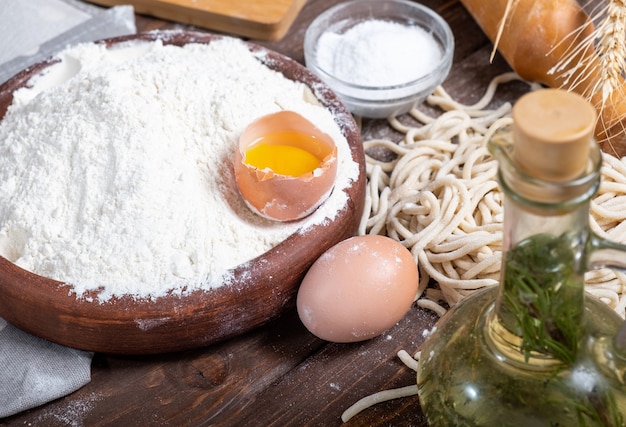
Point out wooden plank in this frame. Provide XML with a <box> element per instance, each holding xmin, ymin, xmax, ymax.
<box><xmin>220</xmin><ymin>307</ymin><xmax>439</xmax><ymax>426</ymax></box>
<box><xmin>86</xmin><ymin>0</ymin><xmax>307</xmax><ymax>40</ymax></box>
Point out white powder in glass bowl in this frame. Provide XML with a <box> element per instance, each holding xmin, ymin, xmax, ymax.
<box><xmin>315</xmin><ymin>19</ymin><xmax>443</xmax><ymax>87</ymax></box>
<box><xmin>0</xmin><ymin>36</ymin><xmax>360</xmax><ymax>301</ymax></box>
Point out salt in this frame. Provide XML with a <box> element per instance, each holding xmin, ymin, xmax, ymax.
<box><xmin>315</xmin><ymin>19</ymin><xmax>442</xmax><ymax>87</ymax></box>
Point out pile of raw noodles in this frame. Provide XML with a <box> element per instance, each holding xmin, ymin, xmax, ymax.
<box><xmin>358</xmin><ymin>72</ymin><xmax>626</xmax><ymax>319</ymax></box>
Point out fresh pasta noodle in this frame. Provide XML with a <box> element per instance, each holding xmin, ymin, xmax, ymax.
<box><xmin>397</xmin><ymin>349</ymin><xmax>419</xmax><ymax>372</ymax></box>
<box><xmin>341</xmin><ymin>350</ymin><xmax>423</xmax><ymax>422</ymax></box>
<box><xmin>360</xmin><ymin>73</ymin><xmax>626</xmax><ymax>318</ymax></box>
<box><xmin>341</xmin><ymin>384</ymin><xmax>420</xmax><ymax>422</ymax></box>
<box><xmin>340</xmin><ymin>348</ymin><xmax>427</xmax><ymax>422</ymax></box>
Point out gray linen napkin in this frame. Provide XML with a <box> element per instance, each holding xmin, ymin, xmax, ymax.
<box><xmin>0</xmin><ymin>318</ymin><xmax>93</xmax><ymax>418</ymax></box>
<box><xmin>0</xmin><ymin>0</ymin><xmax>137</xmax><ymax>417</ymax></box>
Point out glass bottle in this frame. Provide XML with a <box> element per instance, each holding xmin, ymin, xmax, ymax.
<box><xmin>416</xmin><ymin>89</ymin><xmax>626</xmax><ymax>426</ymax></box>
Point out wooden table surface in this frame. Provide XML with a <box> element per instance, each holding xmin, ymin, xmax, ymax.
<box><xmin>1</xmin><ymin>0</ymin><xmax>526</xmax><ymax>425</ymax></box>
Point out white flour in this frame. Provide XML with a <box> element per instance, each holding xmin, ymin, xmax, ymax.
<box><xmin>0</xmin><ymin>36</ymin><xmax>360</xmax><ymax>301</ymax></box>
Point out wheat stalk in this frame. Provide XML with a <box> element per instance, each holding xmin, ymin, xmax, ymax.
<box><xmin>546</xmin><ymin>7</ymin><xmax>598</xmax><ymax>96</ymax></box>
<box><xmin>487</xmin><ymin>0</ymin><xmax>626</xmax><ymax>156</ymax></box>
<box><xmin>547</xmin><ymin>0</ymin><xmax>626</xmax><ymax>155</ymax></box>
<box><xmin>490</xmin><ymin>0</ymin><xmax>519</xmax><ymax>63</ymax></box>
<box><xmin>546</xmin><ymin>1</ymin><xmax>626</xmax><ymax>101</ymax></box>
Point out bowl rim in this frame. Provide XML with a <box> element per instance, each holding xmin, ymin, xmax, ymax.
<box><xmin>0</xmin><ymin>30</ymin><xmax>367</xmax><ymax>354</ymax></box>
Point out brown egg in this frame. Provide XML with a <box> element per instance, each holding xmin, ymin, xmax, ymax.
<box><xmin>234</xmin><ymin>110</ymin><xmax>338</xmax><ymax>222</ymax></box>
<box><xmin>296</xmin><ymin>235</ymin><xmax>419</xmax><ymax>343</ymax></box>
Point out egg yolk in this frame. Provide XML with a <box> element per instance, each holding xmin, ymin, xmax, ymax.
<box><xmin>244</xmin><ymin>131</ymin><xmax>323</xmax><ymax>177</ymax></box>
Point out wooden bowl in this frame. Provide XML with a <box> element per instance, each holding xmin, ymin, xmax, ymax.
<box><xmin>0</xmin><ymin>31</ymin><xmax>366</xmax><ymax>354</ymax></box>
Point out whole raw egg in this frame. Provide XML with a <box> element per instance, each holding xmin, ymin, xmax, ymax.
<box><xmin>296</xmin><ymin>235</ymin><xmax>419</xmax><ymax>342</ymax></box>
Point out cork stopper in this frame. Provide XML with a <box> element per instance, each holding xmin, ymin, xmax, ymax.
<box><xmin>512</xmin><ymin>89</ymin><xmax>596</xmax><ymax>182</ymax></box>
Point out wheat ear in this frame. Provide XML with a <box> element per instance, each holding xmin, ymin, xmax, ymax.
<box><xmin>594</xmin><ymin>0</ymin><xmax>626</xmax><ymax>149</ymax></box>
<box><xmin>548</xmin><ymin>0</ymin><xmax>626</xmax><ymax>156</ymax></box>
<box><xmin>587</xmin><ymin>1</ymin><xmax>626</xmax><ymax>101</ymax></box>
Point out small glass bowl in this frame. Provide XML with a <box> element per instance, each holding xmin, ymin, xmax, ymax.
<box><xmin>304</xmin><ymin>0</ymin><xmax>454</xmax><ymax>119</ymax></box>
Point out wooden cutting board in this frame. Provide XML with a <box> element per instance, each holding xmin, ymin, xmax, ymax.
<box><xmin>87</xmin><ymin>0</ymin><xmax>308</xmax><ymax>40</ymax></box>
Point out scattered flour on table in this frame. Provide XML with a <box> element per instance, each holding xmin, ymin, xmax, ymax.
<box><xmin>0</xmin><ymin>36</ymin><xmax>360</xmax><ymax>301</ymax></box>
<box><xmin>34</xmin><ymin>392</ymin><xmax>102</xmax><ymax>427</ymax></box>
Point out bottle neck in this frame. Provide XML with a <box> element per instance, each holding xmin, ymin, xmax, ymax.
<box><xmin>487</xmin><ymin>134</ymin><xmax>602</xmax><ymax>367</ymax></box>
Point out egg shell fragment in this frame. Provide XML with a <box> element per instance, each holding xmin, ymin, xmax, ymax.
<box><xmin>234</xmin><ymin>110</ymin><xmax>338</xmax><ymax>222</ymax></box>
<box><xmin>296</xmin><ymin>235</ymin><xmax>419</xmax><ymax>343</ymax></box>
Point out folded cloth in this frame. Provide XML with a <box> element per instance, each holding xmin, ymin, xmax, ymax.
<box><xmin>0</xmin><ymin>317</ymin><xmax>93</xmax><ymax>418</ymax></box>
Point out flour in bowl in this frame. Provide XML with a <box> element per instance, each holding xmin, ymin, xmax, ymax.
<box><xmin>0</xmin><ymin>35</ymin><xmax>360</xmax><ymax>301</ymax></box>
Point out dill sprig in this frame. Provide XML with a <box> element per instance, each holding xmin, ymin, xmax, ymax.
<box><xmin>499</xmin><ymin>233</ymin><xmax>584</xmax><ymax>365</ymax></box>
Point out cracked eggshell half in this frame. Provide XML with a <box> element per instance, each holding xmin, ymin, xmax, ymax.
<box><xmin>234</xmin><ymin>110</ymin><xmax>338</xmax><ymax>222</ymax></box>
<box><xmin>296</xmin><ymin>235</ymin><xmax>419</xmax><ymax>343</ymax></box>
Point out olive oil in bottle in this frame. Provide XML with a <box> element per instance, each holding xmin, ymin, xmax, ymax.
<box><xmin>417</xmin><ymin>89</ymin><xmax>626</xmax><ymax>426</ymax></box>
